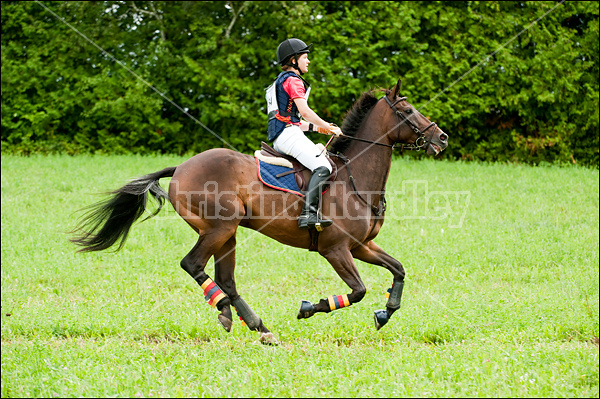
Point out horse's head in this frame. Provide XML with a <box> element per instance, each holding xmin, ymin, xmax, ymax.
<box><xmin>384</xmin><ymin>79</ymin><xmax>448</xmax><ymax>155</ymax></box>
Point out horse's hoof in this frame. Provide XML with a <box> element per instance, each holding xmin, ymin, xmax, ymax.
<box><xmin>259</xmin><ymin>332</ymin><xmax>279</xmax><ymax>346</ymax></box>
<box><xmin>217</xmin><ymin>314</ymin><xmax>233</xmax><ymax>332</ymax></box>
<box><xmin>297</xmin><ymin>300</ymin><xmax>316</xmax><ymax>319</ymax></box>
<box><xmin>374</xmin><ymin>309</ymin><xmax>389</xmax><ymax>330</ymax></box>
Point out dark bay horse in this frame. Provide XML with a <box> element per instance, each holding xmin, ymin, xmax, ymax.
<box><xmin>71</xmin><ymin>79</ymin><xmax>448</xmax><ymax>344</ymax></box>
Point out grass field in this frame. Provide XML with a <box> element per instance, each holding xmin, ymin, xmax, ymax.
<box><xmin>1</xmin><ymin>154</ymin><xmax>598</xmax><ymax>397</ymax></box>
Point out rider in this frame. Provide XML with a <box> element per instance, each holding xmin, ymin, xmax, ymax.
<box><xmin>267</xmin><ymin>38</ymin><xmax>343</xmax><ymax>231</ymax></box>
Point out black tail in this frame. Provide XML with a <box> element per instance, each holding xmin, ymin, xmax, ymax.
<box><xmin>70</xmin><ymin>166</ymin><xmax>177</xmax><ymax>252</ymax></box>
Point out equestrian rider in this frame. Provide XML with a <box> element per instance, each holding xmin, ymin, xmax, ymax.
<box><xmin>266</xmin><ymin>38</ymin><xmax>343</xmax><ymax>231</ymax></box>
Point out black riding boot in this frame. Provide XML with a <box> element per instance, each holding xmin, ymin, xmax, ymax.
<box><xmin>298</xmin><ymin>166</ymin><xmax>333</xmax><ymax>231</ymax></box>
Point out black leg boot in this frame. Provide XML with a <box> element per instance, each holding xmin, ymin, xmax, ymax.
<box><xmin>298</xmin><ymin>166</ymin><xmax>333</xmax><ymax>231</ymax></box>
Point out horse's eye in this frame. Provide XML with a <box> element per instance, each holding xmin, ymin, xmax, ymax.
<box><xmin>405</xmin><ymin>108</ymin><xmax>413</xmax><ymax>114</ymax></box>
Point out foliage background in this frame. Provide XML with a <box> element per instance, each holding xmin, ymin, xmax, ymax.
<box><xmin>1</xmin><ymin>1</ymin><xmax>599</xmax><ymax>166</ymax></box>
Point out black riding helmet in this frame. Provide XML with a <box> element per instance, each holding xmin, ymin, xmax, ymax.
<box><xmin>277</xmin><ymin>38</ymin><xmax>312</xmax><ymax>74</ymax></box>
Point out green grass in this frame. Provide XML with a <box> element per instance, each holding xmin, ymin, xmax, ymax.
<box><xmin>1</xmin><ymin>154</ymin><xmax>598</xmax><ymax>397</ymax></box>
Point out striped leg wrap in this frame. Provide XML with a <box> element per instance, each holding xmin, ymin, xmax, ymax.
<box><xmin>327</xmin><ymin>294</ymin><xmax>350</xmax><ymax>311</ymax></box>
<box><xmin>200</xmin><ymin>278</ymin><xmax>227</xmax><ymax>308</ymax></box>
<box><xmin>232</xmin><ymin>306</ymin><xmax>247</xmax><ymax>327</ymax></box>
<box><xmin>385</xmin><ymin>286</ymin><xmax>392</xmax><ymax>298</ymax></box>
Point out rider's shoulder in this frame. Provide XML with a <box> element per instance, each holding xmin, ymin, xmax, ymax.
<box><xmin>277</xmin><ymin>70</ymin><xmax>300</xmax><ymax>82</ymax></box>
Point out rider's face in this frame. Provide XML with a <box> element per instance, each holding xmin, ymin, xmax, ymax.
<box><xmin>297</xmin><ymin>53</ymin><xmax>310</xmax><ymax>74</ymax></box>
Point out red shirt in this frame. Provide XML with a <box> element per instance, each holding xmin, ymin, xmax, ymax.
<box><xmin>283</xmin><ymin>76</ymin><xmax>306</xmax><ymax>100</ymax></box>
<box><xmin>281</xmin><ymin>76</ymin><xmax>305</xmax><ymax>125</ymax></box>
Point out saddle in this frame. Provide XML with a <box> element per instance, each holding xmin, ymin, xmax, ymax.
<box><xmin>255</xmin><ymin>141</ymin><xmax>337</xmax><ymax>193</ymax></box>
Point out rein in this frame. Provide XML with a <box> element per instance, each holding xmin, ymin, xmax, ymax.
<box><xmin>334</xmin><ymin>134</ymin><xmax>395</xmax><ymax>148</ymax></box>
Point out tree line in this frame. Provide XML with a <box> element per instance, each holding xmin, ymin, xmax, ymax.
<box><xmin>1</xmin><ymin>1</ymin><xmax>598</xmax><ymax>166</ymax></box>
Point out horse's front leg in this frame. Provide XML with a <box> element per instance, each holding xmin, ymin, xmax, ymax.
<box><xmin>297</xmin><ymin>246</ymin><xmax>367</xmax><ymax>319</ymax></box>
<box><xmin>351</xmin><ymin>240</ymin><xmax>405</xmax><ymax>330</ymax></box>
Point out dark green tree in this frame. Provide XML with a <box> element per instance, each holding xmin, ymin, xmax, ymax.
<box><xmin>2</xmin><ymin>1</ymin><xmax>598</xmax><ymax>166</ymax></box>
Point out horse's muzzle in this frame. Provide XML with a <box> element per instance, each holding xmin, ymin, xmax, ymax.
<box><xmin>428</xmin><ymin>130</ymin><xmax>449</xmax><ymax>155</ymax></box>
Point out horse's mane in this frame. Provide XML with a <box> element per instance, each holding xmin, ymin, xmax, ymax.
<box><xmin>329</xmin><ymin>89</ymin><xmax>389</xmax><ymax>154</ymax></box>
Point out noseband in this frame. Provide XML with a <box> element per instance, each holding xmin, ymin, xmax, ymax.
<box><xmin>384</xmin><ymin>95</ymin><xmax>437</xmax><ymax>152</ymax></box>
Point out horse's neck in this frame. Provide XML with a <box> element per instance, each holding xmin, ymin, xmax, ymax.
<box><xmin>343</xmin><ymin>121</ymin><xmax>393</xmax><ymax>194</ymax></box>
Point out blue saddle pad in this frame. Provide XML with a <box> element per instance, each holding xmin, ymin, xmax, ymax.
<box><xmin>256</xmin><ymin>158</ymin><xmax>304</xmax><ymax>197</ymax></box>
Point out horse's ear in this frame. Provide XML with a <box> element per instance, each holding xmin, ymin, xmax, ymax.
<box><xmin>392</xmin><ymin>79</ymin><xmax>402</xmax><ymax>98</ymax></box>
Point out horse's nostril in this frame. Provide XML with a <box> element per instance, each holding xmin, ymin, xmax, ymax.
<box><xmin>440</xmin><ymin>133</ymin><xmax>448</xmax><ymax>142</ymax></box>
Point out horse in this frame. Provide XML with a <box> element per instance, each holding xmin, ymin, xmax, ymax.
<box><xmin>70</xmin><ymin>79</ymin><xmax>449</xmax><ymax>344</ymax></box>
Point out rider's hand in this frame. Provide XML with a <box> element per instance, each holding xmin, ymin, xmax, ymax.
<box><xmin>317</xmin><ymin>125</ymin><xmax>331</xmax><ymax>134</ymax></box>
<box><xmin>329</xmin><ymin>124</ymin><xmax>343</xmax><ymax>137</ymax></box>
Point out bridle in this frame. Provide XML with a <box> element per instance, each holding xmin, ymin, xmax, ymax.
<box><xmin>383</xmin><ymin>95</ymin><xmax>438</xmax><ymax>152</ymax></box>
<box><xmin>329</xmin><ymin>95</ymin><xmax>439</xmax><ymax>152</ymax></box>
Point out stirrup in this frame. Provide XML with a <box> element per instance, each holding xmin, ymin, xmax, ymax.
<box><xmin>298</xmin><ymin>214</ymin><xmax>332</xmax><ymax>231</ymax></box>
<box><xmin>312</xmin><ymin>218</ymin><xmax>332</xmax><ymax>232</ymax></box>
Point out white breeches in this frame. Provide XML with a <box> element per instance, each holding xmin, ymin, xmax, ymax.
<box><xmin>273</xmin><ymin>125</ymin><xmax>332</xmax><ymax>173</ymax></box>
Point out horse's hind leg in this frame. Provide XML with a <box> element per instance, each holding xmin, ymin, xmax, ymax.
<box><xmin>213</xmin><ymin>235</ymin><xmax>277</xmax><ymax>344</ymax></box>
<box><xmin>180</xmin><ymin>229</ymin><xmax>236</xmax><ymax>326</ymax></box>
<box><xmin>211</xmin><ymin>235</ymin><xmax>236</xmax><ymax>332</ymax></box>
